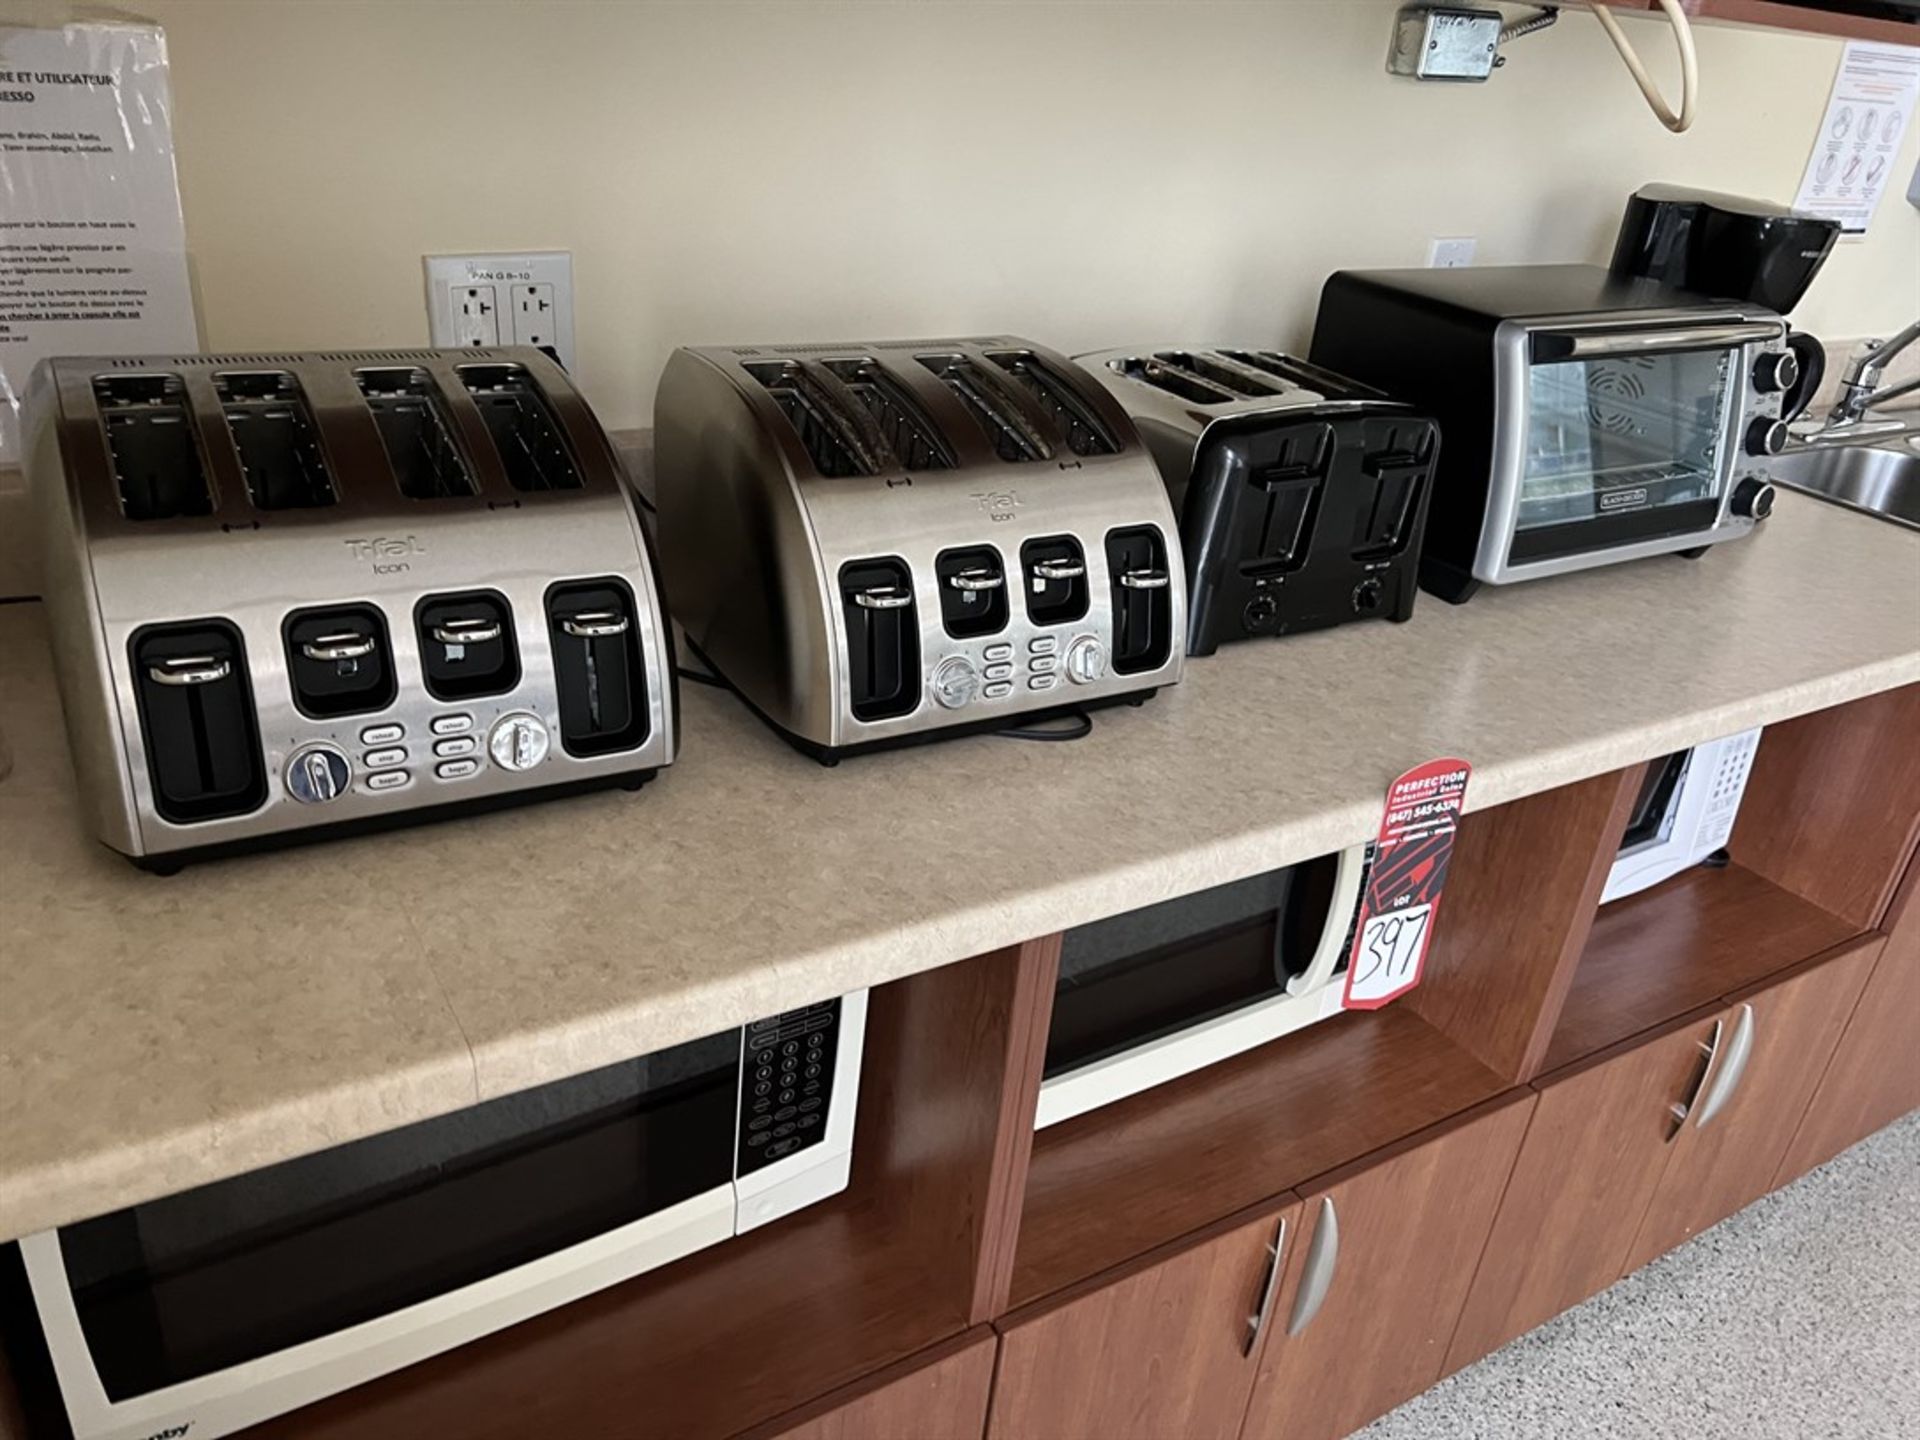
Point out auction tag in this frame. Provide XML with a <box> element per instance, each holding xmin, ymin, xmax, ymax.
<box><xmin>1342</xmin><ymin>757</ymin><xmax>1472</xmax><ymax>1010</ymax></box>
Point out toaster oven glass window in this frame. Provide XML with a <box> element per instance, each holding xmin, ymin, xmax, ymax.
<box><xmin>1515</xmin><ymin>347</ymin><xmax>1735</xmax><ymax>553</ymax></box>
<box><xmin>53</xmin><ymin>1031</ymin><xmax>739</xmax><ymax>1400</ymax></box>
<box><xmin>1046</xmin><ymin>856</ymin><xmax>1342</xmax><ymax>1079</ymax></box>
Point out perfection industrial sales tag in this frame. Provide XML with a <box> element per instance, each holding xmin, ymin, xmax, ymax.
<box><xmin>1342</xmin><ymin>757</ymin><xmax>1472</xmax><ymax>1011</ymax></box>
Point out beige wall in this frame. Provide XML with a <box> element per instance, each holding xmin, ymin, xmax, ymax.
<box><xmin>54</xmin><ymin>0</ymin><xmax>1920</xmax><ymax>433</ymax></box>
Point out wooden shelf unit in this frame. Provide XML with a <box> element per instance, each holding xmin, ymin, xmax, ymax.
<box><xmin>1595</xmin><ymin>0</ymin><xmax>1920</xmax><ymax>46</ymax></box>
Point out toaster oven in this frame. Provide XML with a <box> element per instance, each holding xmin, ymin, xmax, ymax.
<box><xmin>1603</xmin><ymin>727</ymin><xmax>1761</xmax><ymax>903</ymax></box>
<box><xmin>1037</xmin><ymin>845</ymin><xmax>1370</xmax><ymax>1128</ymax></box>
<box><xmin>1310</xmin><ymin>265</ymin><xmax>1791</xmax><ymax>603</ymax></box>
<box><xmin>1079</xmin><ymin>346</ymin><xmax>1440</xmax><ymax>654</ymax></box>
<box><xmin>653</xmin><ymin>337</ymin><xmax>1185</xmax><ymax>761</ymax></box>
<box><xmin>24</xmin><ymin>348</ymin><xmax>676</xmax><ymax>868</ymax></box>
<box><xmin>1</xmin><ymin>994</ymin><xmax>867</xmax><ymax>1440</ymax></box>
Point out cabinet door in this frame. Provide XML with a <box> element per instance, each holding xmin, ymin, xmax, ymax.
<box><xmin>1240</xmin><ymin>1095</ymin><xmax>1533</xmax><ymax>1440</ymax></box>
<box><xmin>1777</xmin><ymin>865</ymin><xmax>1920</xmax><ymax>1183</ymax></box>
<box><xmin>987</xmin><ymin>1198</ymin><xmax>1301</xmax><ymax>1440</ymax></box>
<box><xmin>1624</xmin><ymin>936</ymin><xmax>1882</xmax><ymax>1270</ymax></box>
<box><xmin>1444</xmin><ymin>1012</ymin><xmax>1720</xmax><ymax>1373</ymax></box>
<box><xmin>736</xmin><ymin>1329</ymin><xmax>997</xmax><ymax>1440</ymax></box>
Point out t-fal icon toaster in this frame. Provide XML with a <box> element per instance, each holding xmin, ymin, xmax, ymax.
<box><xmin>1079</xmin><ymin>348</ymin><xmax>1439</xmax><ymax>655</ymax></box>
<box><xmin>653</xmin><ymin>337</ymin><xmax>1185</xmax><ymax>761</ymax></box>
<box><xmin>25</xmin><ymin>347</ymin><xmax>677</xmax><ymax>868</ymax></box>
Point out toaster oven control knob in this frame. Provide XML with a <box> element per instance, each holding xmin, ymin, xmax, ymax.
<box><xmin>931</xmin><ymin>656</ymin><xmax>981</xmax><ymax>710</ymax></box>
<box><xmin>488</xmin><ymin>712</ymin><xmax>551</xmax><ymax>771</ymax></box>
<box><xmin>1064</xmin><ymin>635</ymin><xmax>1108</xmax><ymax>686</ymax></box>
<box><xmin>285</xmin><ymin>745</ymin><xmax>351</xmax><ymax>804</ymax></box>
<box><xmin>1731</xmin><ymin>476</ymin><xmax>1776</xmax><ymax>521</ymax></box>
<box><xmin>1744</xmin><ymin>417</ymin><xmax>1790</xmax><ymax>459</ymax></box>
<box><xmin>1752</xmin><ymin>351</ymin><xmax>1799</xmax><ymax>395</ymax></box>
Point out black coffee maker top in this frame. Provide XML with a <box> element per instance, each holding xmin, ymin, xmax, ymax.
<box><xmin>1611</xmin><ymin>183</ymin><xmax>1841</xmax><ymax>316</ymax></box>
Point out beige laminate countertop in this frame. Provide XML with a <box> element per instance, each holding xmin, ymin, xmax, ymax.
<box><xmin>2</xmin><ymin>490</ymin><xmax>1918</xmax><ymax>1241</ymax></box>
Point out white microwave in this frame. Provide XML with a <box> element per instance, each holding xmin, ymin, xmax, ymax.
<box><xmin>1</xmin><ymin>993</ymin><xmax>866</xmax><ymax>1440</ymax></box>
<box><xmin>1603</xmin><ymin>728</ymin><xmax>1761</xmax><ymax>903</ymax></box>
<box><xmin>1036</xmin><ymin>845</ymin><xmax>1370</xmax><ymax>1129</ymax></box>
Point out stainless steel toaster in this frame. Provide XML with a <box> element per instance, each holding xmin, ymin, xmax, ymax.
<box><xmin>25</xmin><ymin>346</ymin><xmax>677</xmax><ymax>868</ymax></box>
<box><xmin>1078</xmin><ymin>348</ymin><xmax>1439</xmax><ymax>655</ymax></box>
<box><xmin>653</xmin><ymin>337</ymin><xmax>1185</xmax><ymax>762</ymax></box>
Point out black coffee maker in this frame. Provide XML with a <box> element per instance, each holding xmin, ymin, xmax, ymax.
<box><xmin>1611</xmin><ymin>184</ymin><xmax>1841</xmax><ymax>422</ymax></box>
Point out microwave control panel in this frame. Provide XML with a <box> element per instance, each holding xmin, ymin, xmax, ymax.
<box><xmin>1693</xmin><ymin>730</ymin><xmax>1761</xmax><ymax>853</ymax></box>
<box><xmin>738</xmin><ymin>998</ymin><xmax>842</xmax><ymax>1174</ymax></box>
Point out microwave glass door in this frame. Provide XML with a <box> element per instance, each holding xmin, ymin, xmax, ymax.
<box><xmin>1045</xmin><ymin>855</ymin><xmax>1342</xmax><ymax>1080</ymax></box>
<box><xmin>1511</xmin><ymin>345</ymin><xmax>1736</xmax><ymax>563</ymax></box>
<box><xmin>52</xmin><ymin>1030</ymin><xmax>740</xmax><ymax>1401</ymax></box>
<box><xmin>1619</xmin><ymin>748</ymin><xmax>1691</xmax><ymax>854</ymax></box>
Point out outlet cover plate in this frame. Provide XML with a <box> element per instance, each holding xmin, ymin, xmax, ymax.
<box><xmin>1426</xmin><ymin>236</ymin><xmax>1478</xmax><ymax>268</ymax></box>
<box><xmin>424</xmin><ymin>251</ymin><xmax>574</xmax><ymax>369</ymax></box>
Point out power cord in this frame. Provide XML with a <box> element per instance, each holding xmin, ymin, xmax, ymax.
<box><xmin>1588</xmin><ymin>0</ymin><xmax>1698</xmax><ymax>134</ymax></box>
<box><xmin>997</xmin><ymin>709</ymin><xmax>1094</xmax><ymax>743</ymax></box>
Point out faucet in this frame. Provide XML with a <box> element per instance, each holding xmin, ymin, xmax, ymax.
<box><xmin>1826</xmin><ymin>320</ymin><xmax>1920</xmax><ymax>426</ymax></box>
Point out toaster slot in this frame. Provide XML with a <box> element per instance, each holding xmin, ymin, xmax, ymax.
<box><xmin>1352</xmin><ymin>447</ymin><xmax>1430</xmax><ymax>562</ymax></box>
<box><xmin>916</xmin><ymin>354</ymin><xmax>1052</xmax><ymax>463</ymax></box>
<box><xmin>283</xmin><ymin>604</ymin><xmax>397</xmax><ymax>719</ymax></box>
<box><xmin>1216</xmin><ymin>350</ymin><xmax>1363</xmax><ymax>401</ymax></box>
<box><xmin>415</xmin><ymin>591</ymin><xmax>521</xmax><ymax>701</ymax></box>
<box><xmin>92</xmin><ymin>374</ymin><xmax>214</xmax><ymax>521</ymax></box>
<box><xmin>546</xmin><ymin>580</ymin><xmax>650</xmax><ymax>756</ymax></box>
<box><xmin>1104</xmin><ymin>526</ymin><xmax>1173</xmax><ymax>675</ymax></box>
<box><xmin>457</xmin><ymin>363</ymin><xmax>584</xmax><ymax>492</ymax></box>
<box><xmin>985</xmin><ymin>350</ymin><xmax>1120</xmax><ymax>458</ymax></box>
<box><xmin>356</xmin><ymin>368</ymin><xmax>478</xmax><ymax>499</ymax></box>
<box><xmin>1152</xmin><ymin>351</ymin><xmax>1284</xmax><ymax>398</ymax></box>
<box><xmin>1240</xmin><ymin>425</ymin><xmax>1331</xmax><ymax>577</ymax></box>
<box><xmin>1021</xmin><ymin>535</ymin><xmax>1090</xmax><ymax>626</ymax></box>
<box><xmin>838</xmin><ymin>558</ymin><xmax>920</xmax><ymax>722</ymax></box>
<box><xmin>1114</xmin><ymin>356</ymin><xmax>1238</xmax><ymax>405</ymax></box>
<box><xmin>820</xmin><ymin>358</ymin><xmax>955</xmax><ymax>472</ymax></box>
<box><xmin>935</xmin><ymin>546</ymin><xmax>1009</xmax><ymax>639</ymax></box>
<box><xmin>129</xmin><ymin>622</ymin><xmax>267</xmax><ymax>824</ymax></box>
<box><xmin>216</xmin><ymin>371</ymin><xmax>337</xmax><ymax>510</ymax></box>
<box><xmin>744</xmin><ymin>360</ymin><xmax>885</xmax><ymax>478</ymax></box>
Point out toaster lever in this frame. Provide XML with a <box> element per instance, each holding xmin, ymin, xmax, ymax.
<box><xmin>853</xmin><ymin>586</ymin><xmax>913</xmax><ymax>611</ymax></box>
<box><xmin>946</xmin><ymin>567</ymin><xmax>1005</xmax><ymax>593</ymax></box>
<box><xmin>1032</xmin><ymin>559</ymin><xmax>1086</xmax><ymax>583</ymax></box>
<box><xmin>299</xmin><ymin>631</ymin><xmax>377</xmax><ymax>663</ymax></box>
<box><xmin>1119</xmin><ymin>568</ymin><xmax>1170</xmax><ymax>590</ymax></box>
<box><xmin>560</xmin><ymin>611</ymin><xmax>630</xmax><ymax>639</ymax></box>
<box><xmin>147</xmin><ymin>655</ymin><xmax>232</xmax><ymax>687</ymax></box>
<box><xmin>431</xmin><ymin>618</ymin><xmax>504</xmax><ymax>645</ymax></box>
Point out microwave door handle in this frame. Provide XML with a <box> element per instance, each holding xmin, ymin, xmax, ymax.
<box><xmin>1284</xmin><ymin>842</ymin><xmax>1370</xmax><ymax>997</ymax></box>
<box><xmin>1532</xmin><ymin>321</ymin><xmax>1782</xmax><ymax>362</ymax></box>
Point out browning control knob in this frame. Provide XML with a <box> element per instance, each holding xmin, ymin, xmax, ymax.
<box><xmin>488</xmin><ymin>712</ymin><xmax>551</xmax><ymax>771</ymax></box>
<box><xmin>1745</xmin><ymin>417</ymin><xmax>1789</xmax><ymax>458</ymax></box>
<box><xmin>1064</xmin><ymin>635</ymin><xmax>1108</xmax><ymax>685</ymax></box>
<box><xmin>1730</xmin><ymin>477</ymin><xmax>1776</xmax><ymax>521</ymax></box>
<box><xmin>1752</xmin><ymin>351</ymin><xmax>1799</xmax><ymax>395</ymax></box>
<box><xmin>931</xmin><ymin>656</ymin><xmax>980</xmax><ymax>709</ymax></box>
<box><xmin>285</xmin><ymin>745</ymin><xmax>350</xmax><ymax>803</ymax></box>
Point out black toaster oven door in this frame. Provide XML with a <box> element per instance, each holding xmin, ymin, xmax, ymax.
<box><xmin>41</xmin><ymin>1030</ymin><xmax>739</xmax><ymax>1401</ymax></box>
<box><xmin>1508</xmin><ymin>340</ymin><xmax>1739</xmax><ymax>564</ymax></box>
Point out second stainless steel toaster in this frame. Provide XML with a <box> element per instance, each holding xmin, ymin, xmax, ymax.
<box><xmin>653</xmin><ymin>337</ymin><xmax>1185</xmax><ymax>761</ymax></box>
<box><xmin>26</xmin><ymin>346</ymin><xmax>678</xmax><ymax>868</ymax></box>
<box><xmin>1080</xmin><ymin>348</ymin><xmax>1440</xmax><ymax>655</ymax></box>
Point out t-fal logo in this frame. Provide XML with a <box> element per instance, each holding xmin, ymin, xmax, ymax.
<box><xmin>137</xmin><ymin>1423</ymin><xmax>191</xmax><ymax>1440</ymax></box>
<box><xmin>343</xmin><ymin>535</ymin><xmax>425</xmax><ymax>574</ymax></box>
<box><xmin>971</xmin><ymin>490</ymin><xmax>1021</xmax><ymax>523</ymax></box>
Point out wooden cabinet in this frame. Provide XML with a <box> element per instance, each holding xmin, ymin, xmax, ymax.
<box><xmin>1778</xmin><ymin>864</ymin><xmax>1920</xmax><ymax>1184</ymax></box>
<box><xmin>735</xmin><ymin>1329</ymin><xmax>997</xmax><ymax>1440</ymax></box>
<box><xmin>987</xmin><ymin>1198</ymin><xmax>1302</xmax><ymax>1440</ymax></box>
<box><xmin>1623</xmin><ymin>938</ymin><xmax>1882</xmax><ymax>1270</ymax></box>
<box><xmin>1241</xmin><ymin>1095</ymin><xmax>1533</xmax><ymax>1440</ymax></box>
<box><xmin>1444</xmin><ymin>1011</ymin><xmax>1723</xmax><ymax>1373</ymax></box>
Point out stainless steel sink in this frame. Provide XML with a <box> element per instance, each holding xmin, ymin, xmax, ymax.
<box><xmin>1770</xmin><ymin>442</ymin><xmax>1920</xmax><ymax>531</ymax></box>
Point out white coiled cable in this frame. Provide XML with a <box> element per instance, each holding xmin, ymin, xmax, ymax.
<box><xmin>1588</xmin><ymin>0</ymin><xmax>1700</xmax><ymax>133</ymax></box>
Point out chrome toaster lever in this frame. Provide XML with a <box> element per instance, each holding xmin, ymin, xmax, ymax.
<box><xmin>560</xmin><ymin>610</ymin><xmax>630</xmax><ymax>639</ymax></box>
<box><xmin>430</xmin><ymin>618</ymin><xmax>503</xmax><ymax>645</ymax></box>
<box><xmin>1119</xmin><ymin>568</ymin><xmax>1170</xmax><ymax>590</ymax></box>
<box><xmin>1032</xmin><ymin>559</ymin><xmax>1086</xmax><ymax>582</ymax></box>
<box><xmin>299</xmin><ymin>631</ymin><xmax>376</xmax><ymax>663</ymax></box>
<box><xmin>146</xmin><ymin>655</ymin><xmax>231</xmax><ymax>687</ymax></box>
<box><xmin>852</xmin><ymin>586</ymin><xmax>912</xmax><ymax>610</ymax></box>
<box><xmin>946</xmin><ymin>567</ymin><xmax>1005</xmax><ymax>593</ymax></box>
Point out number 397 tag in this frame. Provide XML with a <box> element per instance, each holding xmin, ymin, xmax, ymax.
<box><xmin>1342</xmin><ymin>757</ymin><xmax>1472</xmax><ymax>1011</ymax></box>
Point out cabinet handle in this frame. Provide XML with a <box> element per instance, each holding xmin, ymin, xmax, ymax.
<box><xmin>1244</xmin><ymin>1215</ymin><xmax>1288</xmax><ymax>1357</ymax></box>
<box><xmin>1666</xmin><ymin>1017</ymin><xmax>1724</xmax><ymax>1136</ymax></box>
<box><xmin>1694</xmin><ymin>1003</ymin><xmax>1756</xmax><ymax>1130</ymax></box>
<box><xmin>1287</xmin><ymin>1196</ymin><xmax>1340</xmax><ymax>1336</ymax></box>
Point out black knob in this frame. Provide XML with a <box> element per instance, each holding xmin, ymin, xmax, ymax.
<box><xmin>1744</xmin><ymin>417</ymin><xmax>1789</xmax><ymax>458</ymax></box>
<box><xmin>1731</xmin><ymin>477</ymin><xmax>1775</xmax><ymax>521</ymax></box>
<box><xmin>1752</xmin><ymin>351</ymin><xmax>1799</xmax><ymax>395</ymax></box>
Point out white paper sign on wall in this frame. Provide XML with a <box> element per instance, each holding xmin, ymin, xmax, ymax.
<box><xmin>0</xmin><ymin>22</ymin><xmax>198</xmax><ymax>470</ymax></box>
<box><xmin>1793</xmin><ymin>40</ymin><xmax>1920</xmax><ymax>237</ymax></box>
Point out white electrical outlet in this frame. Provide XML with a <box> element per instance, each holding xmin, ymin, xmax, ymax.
<box><xmin>1427</xmin><ymin>237</ymin><xmax>1478</xmax><ymax>268</ymax></box>
<box><xmin>425</xmin><ymin>252</ymin><xmax>574</xmax><ymax>368</ymax></box>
